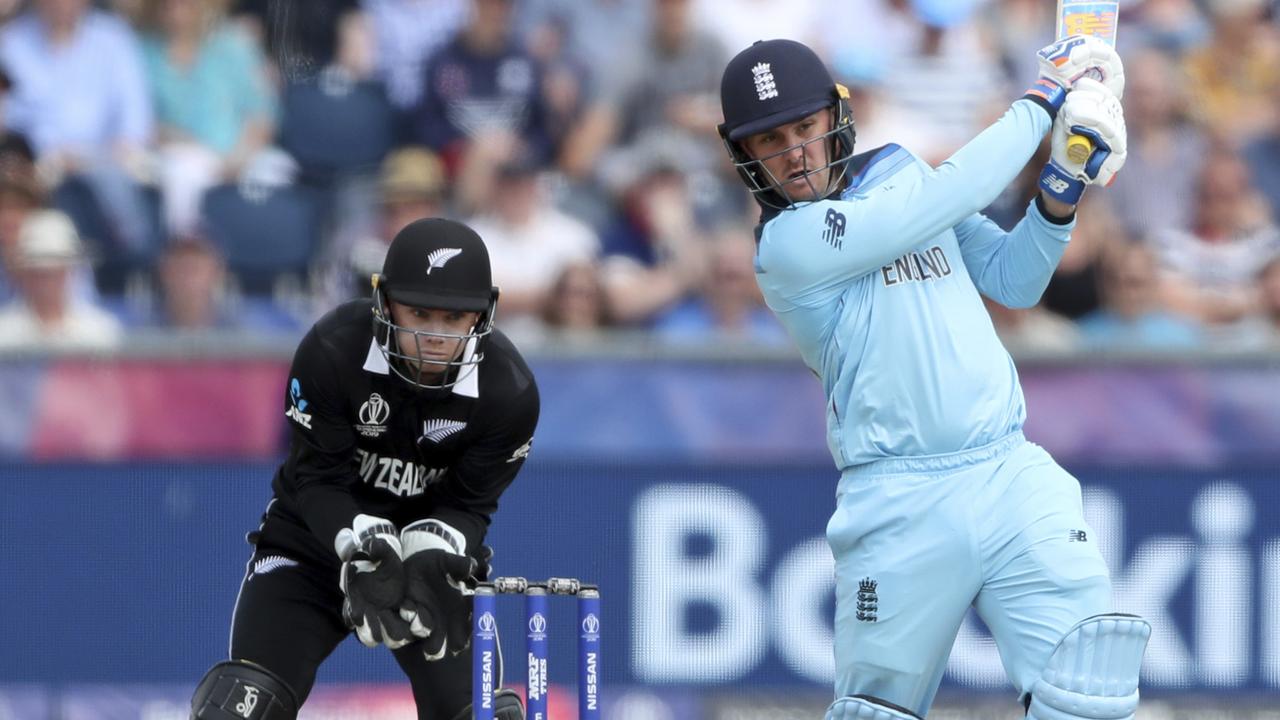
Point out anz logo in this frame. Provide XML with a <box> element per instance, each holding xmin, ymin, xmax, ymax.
<box><xmin>285</xmin><ymin>378</ymin><xmax>312</xmax><ymax>429</ymax></box>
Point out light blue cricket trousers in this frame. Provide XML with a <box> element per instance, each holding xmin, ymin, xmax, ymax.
<box><xmin>826</xmin><ymin>432</ymin><xmax>1112</xmax><ymax>717</ymax></box>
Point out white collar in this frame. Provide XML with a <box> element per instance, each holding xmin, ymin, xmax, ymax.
<box><xmin>362</xmin><ymin>338</ymin><xmax>480</xmax><ymax>398</ymax></box>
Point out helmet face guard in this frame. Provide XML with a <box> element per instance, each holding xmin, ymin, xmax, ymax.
<box><xmin>371</xmin><ymin>280</ymin><xmax>498</xmax><ymax>391</ymax></box>
<box><xmin>721</xmin><ymin>87</ymin><xmax>857</xmax><ymax>210</ymax></box>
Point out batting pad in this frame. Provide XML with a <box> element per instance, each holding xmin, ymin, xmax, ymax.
<box><xmin>1027</xmin><ymin>613</ymin><xmax>1152</xmax><ymax>720</ymax></box>
<box><xmin>825</xmin><ymin>695</ymin><xmax>922</xmax><ymax>720</ymax></box>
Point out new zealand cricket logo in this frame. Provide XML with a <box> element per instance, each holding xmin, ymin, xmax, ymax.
<box><xmin>856</xmin><ymin>577</ymin><xmax>878</xmax><ymax>622</ymax></box>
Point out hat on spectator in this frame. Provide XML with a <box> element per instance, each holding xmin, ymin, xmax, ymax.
<box><xmin>16</xmin><ymin>210</ymin><xmax>83</xmax><ymax>269</ymax></box>
<box><xmin>380</xmin><ymin>147</ymin><xmax>445</xmax><ymax>203</ymax></box>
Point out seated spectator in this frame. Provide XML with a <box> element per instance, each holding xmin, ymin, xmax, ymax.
<box><xmin>467</xmin><ymin>155</ymin><xmax>599</xmax><ymax>323</ymax></box>
<box><xmin>1</xmin><ymin>0</ymin><xmax>155</xmax><ymax>257</ymax></box>
<box><xmin>1078</xmin><ymin>242</ymin><xmax>1203</xmax><ymax>351</ymax></box>
<box><xmin>1040</xmin><ymin>195</ymin><xmax>1123</xmax><ymax>320</ymax></box>
<box><xmin>654</xmin><ymin>228</ymin><xmax>789</xmax><ymax>347</ymax></box>
<box><xmin>140</xmin><ymin>0</ymin><xmax>278</xmax><ymax>235</ymax></box>
<box><xmin>0</xmin><ymin>154</ymin><xmax>42</xmax><ymax>302</ymax></box>
<box><xmin>0</xmin><ymin>209</ymin><xmax>122</xmax><ymax>351</ymax></box>
<box><xmin>360</xmin><ymin>0</ymin><xmax>467</xmax><ymax>110</ymax></box>
<box><xmin>318</xmin><ymin>145</ymin><xmax>447</xmax><ymax>308</ymax></box>
<box><xmin>1181</xmin><ymin>0</ymin><xmax>1280</xmax><ymax>144</ymax></box>
<box><xmin>149</xmin><ymin>233</ymin><xmax>233</xmax><ymax>330</ymax></box>
<box><xmin>1107</xmin><ymin>47</ymin><xmax>1207</xmax><ymax>240</ymax></box>
<box><xmin>1258</xmin><ymin>257</ymin><xmax>1280</xmax><ymax>347</ymax></box>
<box><xmin>414</xmin><ymin>0</ymin><xmax>552</xmax><ymax>177</ymax></box>
<box><xmin>1244</xmin><ymin>79</ymin><xmax>1280</xmax><ymax>222</ymax></box>
<box><xmin>499</xmin><ymin>259</ymin><xmax>616</xmax><ymax>347</ymax></box>
<box><xmin>599</xmin><ymin>159</ymin><xmax>707</xmax><ymax>324</ymax></box>
<box><xmin>1153</xmin><ymin>151</ymin><xmax>1280</xmax><ymax>327</ymax></box>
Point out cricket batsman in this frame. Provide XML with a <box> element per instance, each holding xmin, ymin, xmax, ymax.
<box><xmin>716</xmin><ymin>36</ymin><xmax>1149</xmax><ymax>720</ymax></box>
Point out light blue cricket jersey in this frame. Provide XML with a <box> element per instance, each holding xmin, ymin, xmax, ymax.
<box><xmin>755</xmin><ymin>99</ymin><xmax>1072</xmax><ymax>470</ymax></box>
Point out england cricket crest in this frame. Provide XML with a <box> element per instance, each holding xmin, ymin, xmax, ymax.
<box><xmin>856</xmin><ymin>577</ymin><xmax>878</xmax><ymax>622</ymax></box>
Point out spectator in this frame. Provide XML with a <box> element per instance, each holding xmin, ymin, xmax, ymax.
<box><xmin>1244</xmin><ymin>78</ymin><xmax>1280</xmax><ymax>221</ymax></box>
<box><xmin>692</xmin><ymin>0</ymin><xmax>818</xmax><ymax>56</ymax></box>
<box><xmin>0</xmin><ymin>209</ymin><xmax>122</xmax><ymax>351</ymax></box>
<box><xmin>0</xmin><ymin>0</ymin><xmax>155</xmax><ymax>256</ymax></box>
<box><xmin>1123</xmin><ymin>0</ymin><xmax>1211</xmax><ymax>54</ymax></box>
<box><xmin>1040</xmin><ymin>195</ymin><xmax>1124</xmax><ymax>320</ymax></box>
<box><xmin>1154</xmin><ymin>151</ymin><xmax>1280</xmax><ymax>327</ymax></box>
<box><xmin>1107</xmin><ymin>47</ymin><xmax>1207</xmax><ymax>240</ymax></box>
<box><xmin>414</xmin><ymin>0</ymin><xmax>552</xmax><ymax>174</ymax></box>
<box><xmin>143</xmin><ymin>232</ymin><xmax>235</xmax><ymax>330</ymax></box>
<box><xmin>598</xmin><ymin>159</ymin><xmax>707</xmax><ymax>325</ymax></box>
<box><xmin>360</xmin><ymin>0</ymin><xmax>468</xmax><ymax>110</ymax></box>
<box><xmin>1078</xmin><ymin>241</ymin><xmax>1203</xmax><ymax>350</ymax></box>
<box><xmin>654</xmin><ymin>227</ymin><xmax>790</xmax><ymax>347</ymax></box>
<box><xmin>0</xmin><ymin>154</ymin><xmax>42</xmax><ymax>302</ymax></box>
<box><xmin>317</xmin><ymin>145</ymin><xmax>447</xmax><ymax>307</ymax></box>
<box><xmin>1181</xmin><ymin>0</ymin><xmax>1280</xmax><ymax>144</ymax></box>
<box><xmin>467</xmin><ymin>155</ymin><xmax>599</xmax><ymax>323</ymax></box>
<box><xmin>140</xmin><ymin>0</ymin><xmax>278</xmax><ymax>235</ymax></box>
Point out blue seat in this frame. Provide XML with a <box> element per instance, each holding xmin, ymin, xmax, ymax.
<box><xmin>199</xmin><ymin>183</ymin><xmax>322</xmax><ymax>296</ymax></box>
<box><xmin>278</xmin><ymin>72</ymin><xmax>397</xmax><ymax>183</ymax></box>
<box><xmin>50</xmin><ymin>176</ymin><xmax>164</xmax><ymax>294</ymax></box>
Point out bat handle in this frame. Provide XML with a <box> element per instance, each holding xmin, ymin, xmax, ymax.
<box><xmin>1064</xmin><ymin>67</ymin><xmax>1106</xmax><ymax>166</ymax></box>
<box><xmin>1066</xmin><ymin>134</ymin><xmax>1094</xmax><ymax>165</ymax></box>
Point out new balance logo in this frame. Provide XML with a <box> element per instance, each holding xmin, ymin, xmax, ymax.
<box><xmin>427</xmin><ymin>248</ymin><xmax>463</xmax><ymax>274</ymax></box>
<box><xmin>856</xmin><ymin>577</ymin><xmax>878</xmax><ymax>622</ymax></box>
<box><xmin>823</xmin><ymin>208</ymin><xmax>846</xmax><ymax>250</ymax></box>
<box><xmin>752</xmin><ymin>62</ymin><xmax>778</xmax><ymax>101</ymax></box>
<box><xmin>422</xmin><ymin>418</ymin><xmax>467</xmax><ymax>443</ymax></box>
<box><xmin>1044</xmin><ymin>172</ymin><xmax>1070</xmax><ymax>194</ymax></box>
<box><xmin>251</xmin><ymin>555</ymin><xmax>298</xmax><ymax>578</ymax></box>
<box><xmin>1069</xmin><ymin>529</ymin><xmax>1088</xmax><ymax>542</ymax></box>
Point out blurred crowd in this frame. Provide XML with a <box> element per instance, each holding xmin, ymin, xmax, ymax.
<box><xmin>0</xmin><ymin>0</ymin><xmax>1277</xmax><ymax>354</ymax></box>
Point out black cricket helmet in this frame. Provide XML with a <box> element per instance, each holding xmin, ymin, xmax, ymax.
<box><xmin>718</xmin><ymin>39</ymin><xmax>856</xmax><ymax>209</ymax></box>
<box><xmin>371</xmin><ymin>218</ymin><xmax>499</xmax><ymax>390</ymax></box>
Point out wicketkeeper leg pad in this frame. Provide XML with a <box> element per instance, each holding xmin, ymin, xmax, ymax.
<box><xmin>191</xmin><ymin>659</ymin><xmax>299</xmax><ymax>720</ymax></box>
<box><xmin>1026</xmin><ymin>613</ymin><xmax>1152</xmax><ymax>720</ymax></box>
<box><xmin>825</xmin><ymin>694</ymin><xmax>923</xmax><ymax>720</ymax></box>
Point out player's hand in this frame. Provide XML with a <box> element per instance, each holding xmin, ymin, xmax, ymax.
<box><xmin>335</xmin><ymin>514</ymin><xmax>414</xmax><ymax>650</ymax></box>
<box><xmin>1038</xmin><ymin>78</ymin><xmax>1128</xmax><ymax>204</ymax></box>
<box><xmin>1036</xmin><ymin>34</ymin><xmax>1125</xmax><ymax>98</ymax></box>
<box><xmin>397</xmin><ymin>520</ymin><xmax>478</xmax><ymax>661</ymax></box>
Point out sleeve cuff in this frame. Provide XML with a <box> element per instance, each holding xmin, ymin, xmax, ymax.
<box><xmin>1034</xmin><ymin>193</ymin><xmax>1076</xmax><ymax>225</ymax></box>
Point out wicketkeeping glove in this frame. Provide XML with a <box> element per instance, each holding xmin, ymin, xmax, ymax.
<box><xmin>335</xmin><ymin>514</ymin><xmax>414</xmax><ymax>650</ymax></box>
<box><xmin>1036</xmin><ymin>34</ymin><xmax>1125</xmax><ymax>98</ymax></box>
<box><xmin>397</xmin><ymin>519</ymin><xmax>478</xmax><ymax>661</ymax></box>
<box><xmin>1039</xmin><ymin>77</ymin><xmax>1128</xmax><ymax>204</ymax></box>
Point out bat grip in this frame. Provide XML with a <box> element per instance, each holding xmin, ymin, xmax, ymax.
<box><xmin>1066</xmin><ymin>134</ymin><xmax>1094</xmax><ymax>164</ymax></box>
<box><xmin>1064</xmin><ymin>67</ymin><xmax>1105</xmax><ymax>166</ymax></box>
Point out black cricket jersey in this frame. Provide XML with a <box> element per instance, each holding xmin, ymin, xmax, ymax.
<box><xmin>269</xmin><ymin>299</ymin><xmax>540</xmax><ymax>560</ymax></box>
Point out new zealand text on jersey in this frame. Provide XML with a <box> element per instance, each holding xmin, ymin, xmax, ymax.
<box><xmin>356</xmin><ymin>449</ymin><xmax>445</xmax><ymax>497</ymax></box>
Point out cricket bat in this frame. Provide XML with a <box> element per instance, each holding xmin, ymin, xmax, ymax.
<box><xmin>1056</xmin><ymin>1</ymin><xmax>1120</xmax><ymax>164</ymax></box>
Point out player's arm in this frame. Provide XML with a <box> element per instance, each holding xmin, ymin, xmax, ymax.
<box><xmin>953</xmin><ymin>200</ymin><xmax>1072</xmax><ymax>309</ymax></box>
<box><xmin>281</xmin><ymin>328</ymin><xmax>364</xmax><ymax>552</ymax></box>
<box><xmin>759</xmin><ymin>98</ymin><xmax>1054</xmax><ymax>296</ymax></box>
<box><xmin>396</xmin><ymin>376</ymin><xmax>541</xmax><ymax>660</ymax></box>
<box><xmin>428</xmin><ymin>378</ymin><xmax>540</xmax><ymax>549</ymax></box>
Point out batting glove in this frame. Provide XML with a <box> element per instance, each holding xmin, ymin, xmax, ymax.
<box><xmin>336</xmin><ymin>514</ymin><xmax>414</xmax><ymax>650</ymax></box>
<box><xmin>398</xmin><ymin>519</ymin><xmax>478</xmax><ymax>661</ymax></box>
<box><xmin>1036</xmin><ymin>34</ymin><xmax>1125</xmax><ymax>98</ymax></box>
<box><xmin>1039</xmin><ymin>77</ymin><xmax>1128</xmax><ymax>204</ymax></box>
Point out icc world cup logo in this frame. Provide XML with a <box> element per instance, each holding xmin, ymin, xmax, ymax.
<box><xmin>529</xmin><ymin>612</ymin><xmax>547</xmax><ymax>635</ymax></box>
<box><xmin>478</xmin><ymin>612</ymin><xmax>497</xmax><ymax>633</ymax></box>
<box><xmin>581</xmin><ymin>613</ymin><xmax>600</xmax><ymax>638</ymax></box>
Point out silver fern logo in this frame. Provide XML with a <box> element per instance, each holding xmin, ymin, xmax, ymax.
<box><xmin>427</xmin><ymin>248</ymin><xmax>463</xmax><ymax>274</ymax></box>
<box><xmin>251</xmin><ymin>555</ymin><xmax>298</xmax><ymax>578</ymax></box>
<box><xmin>422</xmin><ymin>418</ymin><xmax>467</xmax><ymax>443</ymax></box>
